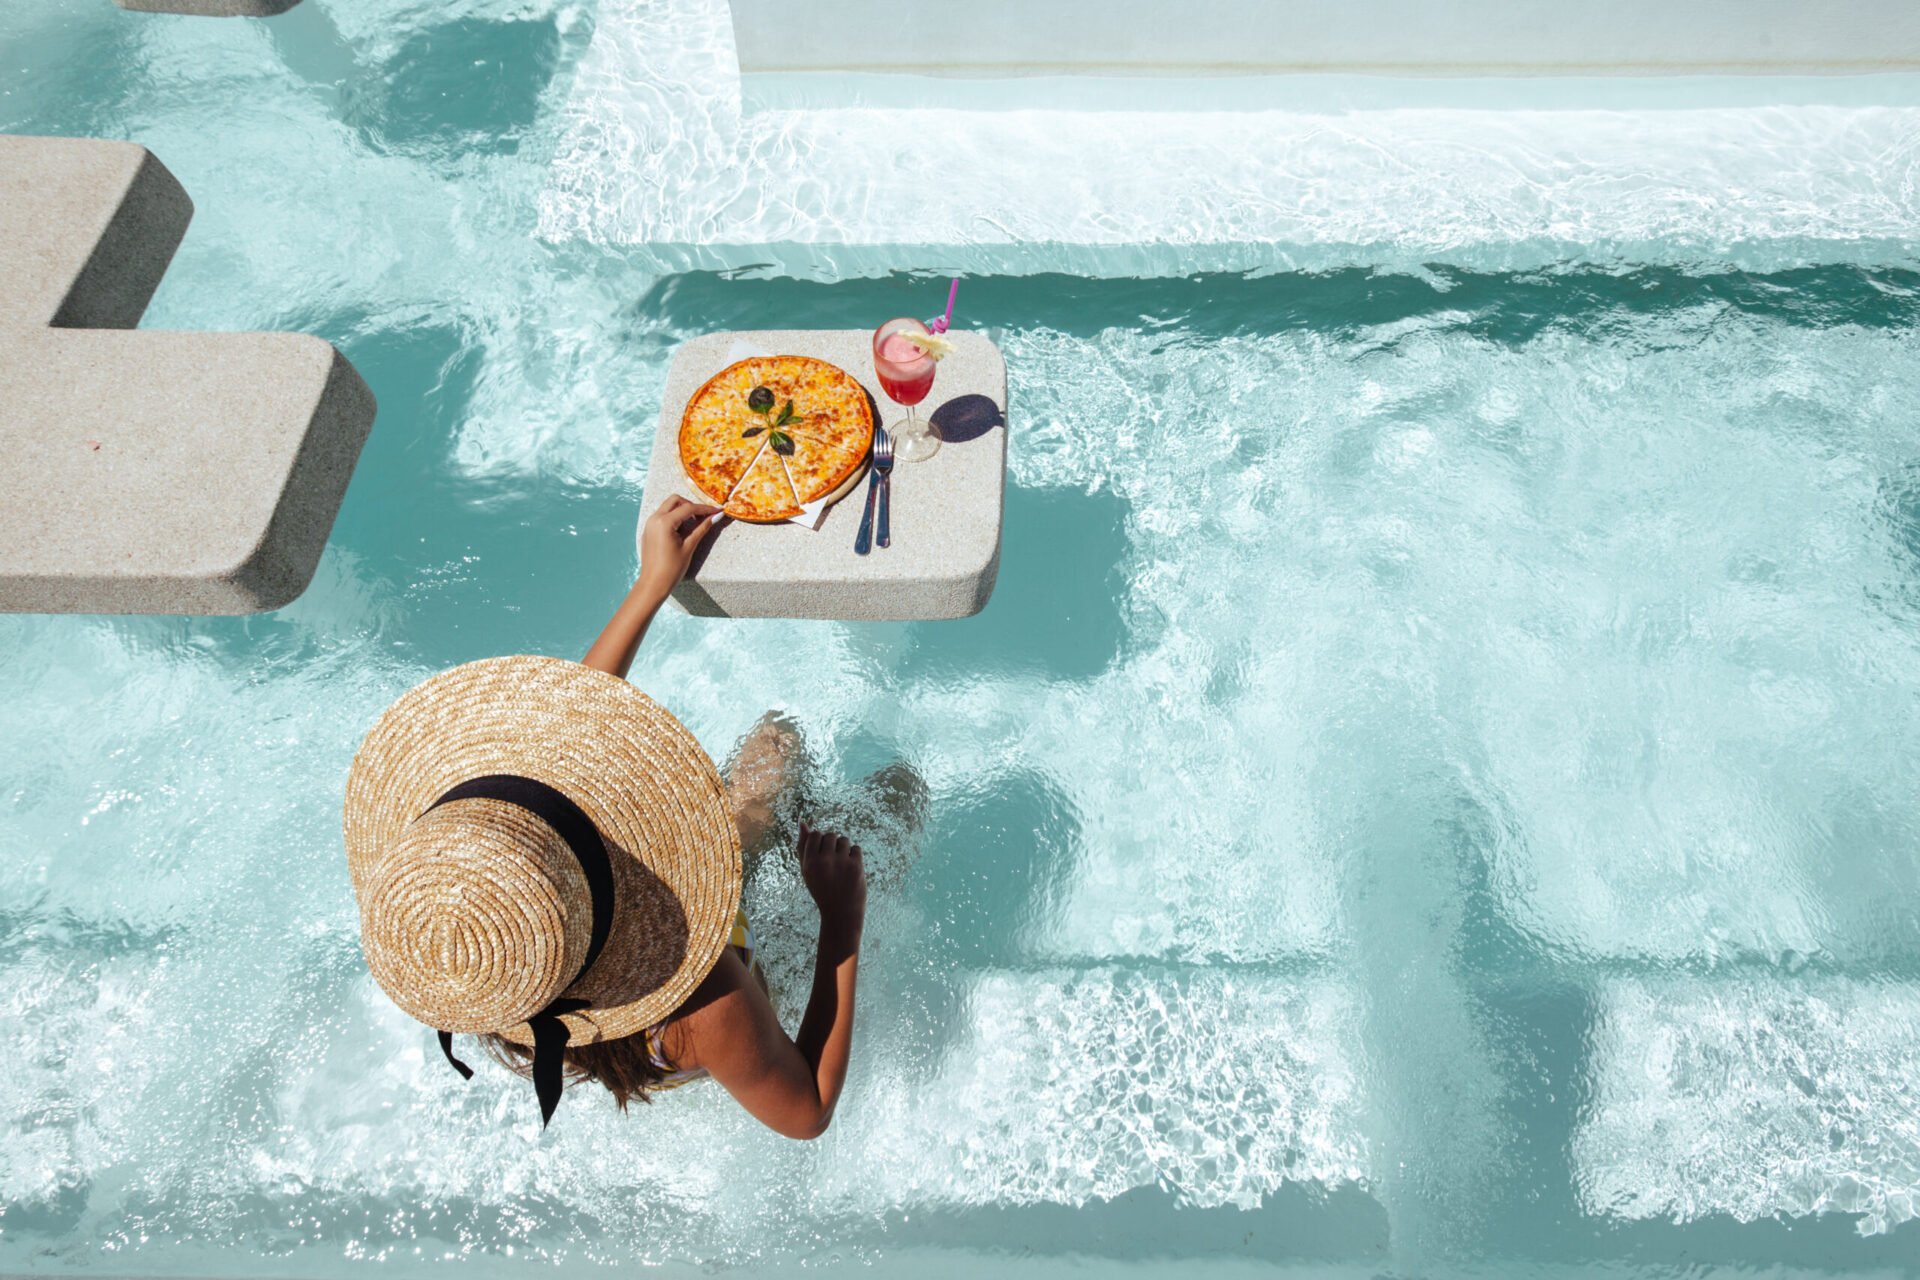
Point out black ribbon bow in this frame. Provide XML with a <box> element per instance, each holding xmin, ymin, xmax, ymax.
<box><xmin>426</xmin><ymin>774</ymin><xmax>614</xmax><ymax>1128</ymax></box>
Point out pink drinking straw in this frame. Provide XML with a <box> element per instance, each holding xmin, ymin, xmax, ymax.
<box><xmin>928</xmin><ymin>278</ymin><xmax>959</xmax><ymax>334</ymax></box>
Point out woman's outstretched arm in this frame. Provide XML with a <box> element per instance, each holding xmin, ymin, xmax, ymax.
<box><xmin>583</xmin><ymin>496</ymin><xmax>719</xmax><ymax>678</ymax></box>
<box><xmin>674</xmin><ymin>824</ymin><xmax>866</xmax><ymax>1139</ymax></box>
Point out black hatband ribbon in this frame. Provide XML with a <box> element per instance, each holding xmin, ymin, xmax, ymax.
<box><xmin>425</xmin><ymin>774</ymin><xmax>614</xmax><ymax>1128</ymax></box>
<box><xmin>437</xmin><ymin>1030</ymin><xmax>474</xmax><ymax>1079</ymax></box>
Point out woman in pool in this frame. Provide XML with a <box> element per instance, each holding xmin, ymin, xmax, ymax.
<box><xmin>344</xmin><ymin>496</ymin><xmax>864</xmax><ymax>1138</ymax></box>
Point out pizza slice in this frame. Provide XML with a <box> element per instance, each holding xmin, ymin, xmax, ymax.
<box><xmin>783</xmin><ymin>423</ymin><xmax>870</xmax><ymax>506</ymax></box>
<box><xmin>724</xmin><ymin>439</ymin><xmax>803</xmax><ymax>522</ymax></box>
<box><xmin>680</xmin><ymin>403</ymin><xmax>761</xmax><ymax>506</ymax></box>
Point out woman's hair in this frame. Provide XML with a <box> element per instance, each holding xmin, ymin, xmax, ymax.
<box><xmin>479</xmin><ymin>1028</ymin><xmax>674</xmax><ymax>1110</ymax></box>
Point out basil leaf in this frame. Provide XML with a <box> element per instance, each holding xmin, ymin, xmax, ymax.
<box><xmin>770</xmin><ymin>431</ymin><xmax>795</xmax><ymax>456</ymax></box>
<box><xmin>741</xmin><ymin>426</ymin><xmax>765</xmax><ymax>437</ymax></box>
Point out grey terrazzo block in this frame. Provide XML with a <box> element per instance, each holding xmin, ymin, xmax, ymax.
<box><xmin>115</xmin><ymin>0</ymin><xmax>303</xmax><ymax>15</ymax></box>
<box><xmin>639</xmin><ymin>330</ymin><xmax>1007</xmax><ymax>621</ymax></box>
<box><xmin>0</xmin><ymin>135</ymin><xmax>192</xmax><ymax>329</ymax></box>
<box><xmin>0</xmin><ymin>134</ymin><xmax>375</xmax><ymax>614</ymax></box>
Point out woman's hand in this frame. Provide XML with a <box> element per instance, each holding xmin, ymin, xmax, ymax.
<box><xmin>637</xmin><ymin>496</ymin><xmax>722</xmax><ymax>602</ymax></box>
<box><xmin>798</xmin><ymin>823</ymin><xmax>866</xmax><ymax>940</ymax></box>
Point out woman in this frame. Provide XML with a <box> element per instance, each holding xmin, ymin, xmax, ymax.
<box><xmin>344</xmin><ymin>496</ymin><xmax>865</xmax><ymax>1139</ymax></box>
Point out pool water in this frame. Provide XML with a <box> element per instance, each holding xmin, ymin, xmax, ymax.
<box><xmin>4</xmin><ymin>1</ymin><xmax>1920</xmax><ymax>1277</ymax></box>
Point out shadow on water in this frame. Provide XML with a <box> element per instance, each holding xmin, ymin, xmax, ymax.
<box><xmin>339</xmin><ymin>16</ymin><xmax>567</xmax><ymax>158</ymax></box>
<box><xmin>911</xmin><ymin>766</ymin><xmax>1083</xmax><ymax>968</ymax></box>
<box><xmin>637</xmin><ymin>265</ymin><xmax>1920</xmax><ymax>349</ymax></box>
<box><xmin>313</xmin><ymin>318</ymin><xmax>641</xmax><ymax>668</ymax></box>
<box><xmin>1380</xmin><ymin>783</ymin><xmax>1920</xmax><ymax>1270</ymax></box>
<box><xmin>875</xmin><ymin>765</ymin><xmax>1084</xmax><ymax>1077</ymax></box>
<box><xmin>1587</xmin><ymin>1211</ymin><xmax>1920</xmax><ymax>1274</ymax></box>
<box><xmin>906</xmin><ymin>482</ymin><xmax>1131</xmax><ymax>684</ymax></box>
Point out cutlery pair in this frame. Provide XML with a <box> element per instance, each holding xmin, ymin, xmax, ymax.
<box><xmin>854</xmin><ymin>428</ymin><xmax>895</xmax><ymax>555</ymax></box>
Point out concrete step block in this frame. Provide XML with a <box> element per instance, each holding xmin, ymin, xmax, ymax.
<box><xmin>0</xmin><ymin>134</ymin><xmax>375</xmax><ymax>614</ymax></box>
<box><xmin>114</xmin><ymin>0</ymin><xmax>304</xmax><ymax>15</ymax></box>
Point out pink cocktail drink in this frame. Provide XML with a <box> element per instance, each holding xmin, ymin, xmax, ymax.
<box><xmin>876</xmin><ymin>332</ymin><xmax>935</xmax><ymax>405</ymax></box>
<box><xmin>872</xmin><ymin>316</ymin><xmax>940</xmax><ymax>462</ymax></box>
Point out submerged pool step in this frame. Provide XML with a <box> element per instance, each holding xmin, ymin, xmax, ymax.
<box><xmin>1574</xmin><ymin>975</ymin><xmax>1920</xmax><ymax>1236</ymax></box>
<box><xmin>831</xmin><ymin>961</ymin><xmax>1920</xmax><ymax>1235</ymax></box>
<box><xmin>829</xmin><ymin>966</ymin><xmax>1369</xmax><ymax>1211</ymax></box>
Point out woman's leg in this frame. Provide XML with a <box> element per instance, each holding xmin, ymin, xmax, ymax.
<box><xmin>724</xmin><ymin>711</ymin><xmax>807</xmax><ymax>859</ymax></box>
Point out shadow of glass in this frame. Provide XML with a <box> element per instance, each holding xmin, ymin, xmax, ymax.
<box><xmin>927</xmin><ymin>393</ymin><xmax>1004</xmax><ymax>445</ymax></box>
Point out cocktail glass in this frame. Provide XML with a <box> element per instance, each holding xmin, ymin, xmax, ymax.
<box><xmin>873</xmin><ymin>317</ymin><xmax>939</xmax><ymax>463</ymax></box>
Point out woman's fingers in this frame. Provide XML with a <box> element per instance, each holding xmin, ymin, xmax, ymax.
<box><xmin>679</xmin><ymin>513</ymin><xmax>719</xmax><ymax>551</ymax></box>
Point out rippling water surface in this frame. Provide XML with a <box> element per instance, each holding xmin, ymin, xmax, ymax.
<box><xmin>3</xmin><ymin>1</ymin><xmax>1920</xmax><ymax>1276</ymax></box>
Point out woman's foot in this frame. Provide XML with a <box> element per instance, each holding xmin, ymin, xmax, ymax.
<box><xmin>863</xmin><ymin>761</ymin><xmax>929</xmax><ymax>839</ymax></box>
<box><xmin>840</xmin><ymin>761</ymin><xmax>929</xmax><ymax>893</ymax></box>
<box><xmin>725</xmin><ymin>712</ymin><xmax>807</xmax><ymax>856</ymax></box>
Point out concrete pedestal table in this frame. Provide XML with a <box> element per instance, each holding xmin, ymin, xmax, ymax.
<box><xmin>638</xmin><ymin>330</ymin><xmax>1006</xmax><ymax>621</ymax></box>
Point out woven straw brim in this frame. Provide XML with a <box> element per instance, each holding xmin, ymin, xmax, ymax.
<box><xmin>344</xmin><ymin>656</ymin><xmax>741</xmax><ymax>1047</ymax></box>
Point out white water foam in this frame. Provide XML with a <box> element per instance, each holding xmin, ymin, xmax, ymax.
<box><xmin>1576</xmin><ymin>978</ymin><xmax>1920</xmax><ymax>1236</ymax></box>
<box><xmin>541</xmin><ymin>0</ymin><xmax>1920</xmax><ymax>277</ymax></box>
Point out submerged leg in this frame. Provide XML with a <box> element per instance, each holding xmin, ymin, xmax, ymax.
<box><xmin>724</xmin><ymin>711</ymin><xmax>808</xmax><ymax>860</ymax></box>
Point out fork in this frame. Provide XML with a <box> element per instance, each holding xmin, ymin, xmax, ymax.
<box><xmin>855</xmin><ymin>427</ymin><xmax>893</xmax><ymax>555</ymax></box>
<box><xmin>874</xmin><ymin>427</ymin><xmax>895</xmax><ymax>550</ymax></box>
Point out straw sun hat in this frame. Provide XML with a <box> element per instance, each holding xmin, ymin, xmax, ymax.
<box><xmin>344</xmin><ymin>655</ymin><xmax>742</xmax><ymax>1125</ymax></box>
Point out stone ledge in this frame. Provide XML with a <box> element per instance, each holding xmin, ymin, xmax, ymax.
<box><xmin>0</xmin><ymin>134</ymin><xmax>375</xmax><ymax>614</ymax></box>
<box><xmin>115</xmin><ymin>0</ymin><xmax>304</xmax><ymax>15</ymax></box>
<box><xmin>639</xmin><ymin>330</ymin><xmax>1007</xmax><ymax>621</ymax></box>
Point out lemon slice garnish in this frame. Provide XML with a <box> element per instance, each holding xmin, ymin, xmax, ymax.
<box><xmin>898</xmin><ymin>331</ymin><xmax>955</xmax><ymax>360</ymax></box>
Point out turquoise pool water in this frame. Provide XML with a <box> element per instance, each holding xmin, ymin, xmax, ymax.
<box><xmin>5</xmin><ymin>1</ymin><xmax>1920</xmax><ymax>1277</ymax></box>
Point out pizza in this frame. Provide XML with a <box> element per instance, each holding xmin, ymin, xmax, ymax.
<box><xmin>678</xmin><ymin>355</ymin><xmax>874</xmax><ymax>522</ymax></box>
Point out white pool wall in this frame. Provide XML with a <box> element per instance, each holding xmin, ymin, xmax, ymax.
<box><xmin>541</xmin><ymin>0</ymin><xmax>1920</xmax><ymax>279</ymax></box>
<box><xmin>727</xmin><ymin>0</ymin><xmax>1920</xmax><ymax>78</ymax></box>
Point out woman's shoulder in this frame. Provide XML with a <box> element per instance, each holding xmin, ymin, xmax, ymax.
<box><xmin>658</xmin><ymin>946</ymin><xmax>760</xmax><ymax>1073</ymax></box>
